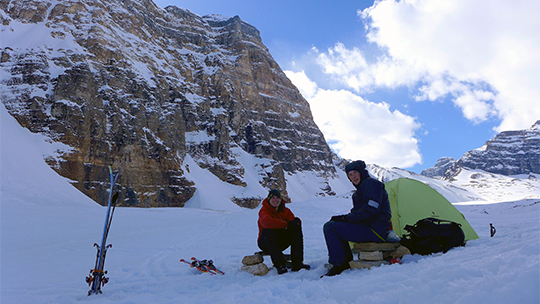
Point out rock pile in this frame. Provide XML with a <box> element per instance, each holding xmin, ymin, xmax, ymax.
<box><xmin>349</xmin><ymin>242</ymin><xmax>410</xmax><ymax>270</ymax></box>
<box><xmin>240</xmin><ymin>253</ymin><xmax>269</xmax><ymax>276</ymax></box>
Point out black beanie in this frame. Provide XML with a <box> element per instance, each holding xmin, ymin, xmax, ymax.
<box><xmin>267</xmin><ymin>189</ymin><xmax>282</xmax><ymax>199</ymax></box>
<box><xmin>345</xmin><ymin>160</ymin><xmax>366</xmax><ymax>174</ymax></box>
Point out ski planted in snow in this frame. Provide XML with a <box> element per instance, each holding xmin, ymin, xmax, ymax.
<box><xmin>180</xmin><ymin>257</ymin><xmax>225</xmax><ymax>275</ymax></box>
<box><xmin>86</xmin><ymin>167</ymin><xmax>121</xmax><ymax>296</ymax></box>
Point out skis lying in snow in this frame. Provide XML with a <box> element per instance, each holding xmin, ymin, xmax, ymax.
<box><xmin>86</xmin><ymin>167</ymin><xmax>121</xmax><ymax>296</ymax></box>
<box><xmin>180</xmin><ymin>257</ymin><xmax>225</xmax><ymax>275</ymax></box>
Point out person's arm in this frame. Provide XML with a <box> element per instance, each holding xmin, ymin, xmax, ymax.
<box><xmin>259</xmin><ymin>208</ymin><xmax>289</xmax><ymax>229</ymax></box>
<box><xmin>346</xmin><ymin>180</ymin><xmax>384</xmax><ymax>223</ymax></box>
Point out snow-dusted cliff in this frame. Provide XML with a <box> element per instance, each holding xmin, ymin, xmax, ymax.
<box><xmin>1</xmin><ymin>0</ymin><xmax>336</xmax><ymax>207</ymax></box>
<box><xmin>442</xmin><ymin>121</ymin><xmax>540</xmax><ymax>179</ymax></box>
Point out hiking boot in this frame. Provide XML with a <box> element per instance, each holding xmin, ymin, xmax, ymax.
<box><xmin>276</xmin><ymin>265</ymin><xmax>288</xmax><ymax>275</ymax></box>
<box><xmin>321</xmin><ymin>264</ymin><xmax>350</xmax><ymax>277</ymax></box>
<box><xmin>291</xmin><ymin>263</ymin><xmax>311</xmax><ymax>272</ymax></box>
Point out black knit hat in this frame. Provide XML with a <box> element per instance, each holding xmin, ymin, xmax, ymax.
<box><xmin>267</xmin><ymin>189</ymin><xmax>282</xmax><ymax>199</ymax></box>
<box><xmin>345</xmin><ymin>160</ymin><xmax>366</xmax><ymax>174</ymax></box>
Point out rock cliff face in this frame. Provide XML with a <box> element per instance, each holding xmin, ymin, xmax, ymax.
<box><xmin>420</xmin><ymin>157</ymin><xmax>456</xmax><ymax>179</ymax></box>
<box><xmin>0</xmin><ymin>0</ymin><xmax>337</xmax><ymax>207</ymax></box>
<box><xmin>442</xmin><ymin>121</ymin><xmax>540</xmax><ymax>180</ymax></box>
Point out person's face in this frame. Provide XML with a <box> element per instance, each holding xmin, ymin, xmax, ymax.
<box><xmin>269</xmin><ymin>195</ymin><xmax>281</xmax><ymax>208</ymax></box>
<box><xmin>348</xmin><ymin>170</ymin><xmax>361</xmax><ymax>186</ymax></box>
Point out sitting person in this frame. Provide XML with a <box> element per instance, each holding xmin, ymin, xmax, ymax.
<box><xmin>257</xmin><ymin>189</ymin><xmax>310</xmax><ymax>274</ymax></box>
<box><xmin>322</xmin><ymin>160</ymin><xmax>392</xmax><ymax>277</ymax></box>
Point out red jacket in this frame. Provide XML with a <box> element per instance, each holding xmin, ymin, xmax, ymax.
<box><xmin>257</xmin><ymin>198</ymin><xmax>296</xmax><ymax>242</ymax></box>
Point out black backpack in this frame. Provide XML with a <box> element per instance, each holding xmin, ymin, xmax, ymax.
<box><xmin>400</xmin><ymin>217</ymin><xmax>466</xmax><ymax>255</ymax></box>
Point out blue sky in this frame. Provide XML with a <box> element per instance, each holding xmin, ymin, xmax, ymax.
<box><xmin>153</xmin><ymin>0</ymin><xmax>540</xmax><ymax>173</ymax></box>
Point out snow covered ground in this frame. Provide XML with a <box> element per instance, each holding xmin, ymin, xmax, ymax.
<box><xmin>1</xmin><ymin>104</ymin><xmax>539</xmax><ymax>304</ymax></box>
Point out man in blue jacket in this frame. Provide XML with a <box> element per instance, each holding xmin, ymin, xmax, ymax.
<box><xmin>322</xmin><ymin>160</ymin><xmax>392</xmax><ymax>277</ymax></box>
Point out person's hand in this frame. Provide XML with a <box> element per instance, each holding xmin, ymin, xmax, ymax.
<box><xmin>330</xmin><ymin>215</ymin><xmax>348</xmax><ymax>222</ymax></box>
<box><xmin>288</xmin><ymin>217</ymin><xmax>301</xmax><ymax>229</ymax></box>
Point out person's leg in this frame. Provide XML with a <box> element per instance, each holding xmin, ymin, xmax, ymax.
<box><xmin>287</xmin><ymin>220</ymin><xmax>310</xmax><ymax>271</ymax></box>
<box><xmin>287</xmin><ymin>220</ymin><xmax>303</xmax><ymax>264</ymax></box>
<box><xmin>258</xmin><ymin>229</ymin><xmax>290</xmax><ymax>268</ymax></box>
<box><xmin>323</xmin><ymin>221</ymin><xmax>382</xmax><ymax>266</ymax></box>
<box><xmin>323</xmin><ymin>221</ymin><xmax>353</xmax><ymax>267</ymax></box>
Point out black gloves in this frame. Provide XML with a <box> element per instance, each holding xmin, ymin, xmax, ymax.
<box><xmin>330</xmin><ymin>215</ymin><xmax>348</xmax><ymax>222</ymax></box>
<box><xmin>287</xmin><ymin>217</ymin><xmax>301</xmax><ymax>229</ymax></box>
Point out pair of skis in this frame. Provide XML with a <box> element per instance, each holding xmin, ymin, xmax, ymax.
<box><xmin>180</xmin><ymin>257</ymin><xmax>225</xmax><ymax>275</ymax></box>
<box><xmin>86</xmin><ymin>167</ymin><xmax>121</xmax><ymax>296</ymax></box>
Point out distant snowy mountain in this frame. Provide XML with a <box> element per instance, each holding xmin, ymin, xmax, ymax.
<box><xmin>420</xmin><ymin>121</ymin><xmax>540</xmax><ymax>187</ymax></box>
<box><xmin>450</xmin><ymin>169</ymin><xmax>540</xmax><ymax>203</ymax></box>
<box><xmin>420</xmin><ymin>157</ymin><xmax>456</xmax><ymax>178</ymax></box>
<box><xmin>441</xmin><ymin>121</ymin><xmax>540</xmax><ymax>179</ymax></box>
<box><xmin>368</xmin><ymin>162</ymin><xmax>540</xmax><ymax>204</ymax></box>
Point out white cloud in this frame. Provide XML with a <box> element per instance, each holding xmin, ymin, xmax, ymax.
<box><xmin>317</xmin><ymin>0</ymin><xmax>540</xmax><ymax>131</ymax></box>
<box><xmin>453</xmin><ymin>89</ymin><xmax>496</xmax><ymax>122</ymax></box>
<box><xmin>415</xmin><ymin>75</ymin><xmax>496</xmax><ymax>122</ymax></box>
<box><xmin>285</xmin><ymin>70</ymin><xmax>421</xmax><ymax>168</ymax></box>
<box><xmin>315</xmin><ymin>43</ymin><xmax>421</xmax><ymax>91</ymax></box>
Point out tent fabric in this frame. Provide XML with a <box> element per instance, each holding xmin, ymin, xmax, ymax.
<box><xmin>385</xmin><ymin>178</ymin><xmax>479</xmax><ymax>241</ymax></box>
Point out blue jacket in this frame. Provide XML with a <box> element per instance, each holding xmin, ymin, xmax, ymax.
<box><xmin>346</xmin><ymin>170</ymin><xmax>392</xmax><ymax>234</ymax></box>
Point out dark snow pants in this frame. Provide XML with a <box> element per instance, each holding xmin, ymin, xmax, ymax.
<box><xmin>258</xmin><ymin>223</ymin><xmax>304</xmax><ymax>267</ymax></box>
<box><xmin>323</xmin><ymin>220</ymin><xmax>386</xmax><ymax>266</ymax></box>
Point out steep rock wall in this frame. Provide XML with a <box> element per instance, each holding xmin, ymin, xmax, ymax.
<box><xmin>0</xmin><ymin>0</ymin><xmax>337</xmax><ymax>207</ymax></box>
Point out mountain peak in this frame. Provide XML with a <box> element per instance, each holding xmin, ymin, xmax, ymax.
<box><xmin>420</xmin><ymin>157</ymin><xmax>456</xmax><ymax>178</ymax></box>
<box><xmin>440</xmin><ymin>121</ymin><xmax>540</xmax><ymax>179</ymax></box>
<box><xmin>0</xmin><ymin>0</ymin><xmax>336</xmax><ymax>207</ymax></box>
<box><xmin>531</xmin><ymin>120</ymin><xmax>540</xmax><ymax>131</ymax></box>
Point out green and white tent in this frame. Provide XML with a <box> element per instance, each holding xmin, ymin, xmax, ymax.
<box><xmin>385</xmin><ymin>178</ymin><xmax>479</xmax><ymax>241</ymax></box>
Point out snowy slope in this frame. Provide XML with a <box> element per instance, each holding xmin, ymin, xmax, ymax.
<box><xmin>369</xmin><ymin>163</ymin><xmax>540</xmax><ymax>204</ymax></box>
<box><xmin>1</xmin><ymin>103</ymin><xmax>539</xmax><ymax>304</ymax></box>
<box><xmin>368</xmin><ymin>164</ymin><xmax>486</xmax><ymax>203</ymax></box>
<box><xmin>451</xmin><ymin>169</ymin><xmax>540</xmax><ymax>203</ymax></box>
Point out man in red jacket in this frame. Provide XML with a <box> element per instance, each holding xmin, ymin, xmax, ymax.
<box><xmin>258</xmin><ymin>189</ymin><xmax>310</xmax><ymax>274</ymax></box>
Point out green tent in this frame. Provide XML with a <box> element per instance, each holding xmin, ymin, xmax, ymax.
<box><xmin>385</xmin><ymin>178</ymin><xmax>479</xmax><ymax>241</ymax></box>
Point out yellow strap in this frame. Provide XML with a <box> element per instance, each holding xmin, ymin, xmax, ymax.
<box><xmin>371</xmin><ymin>229</ymin><xmax>386</xmax><ymax>242</ymax></box>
